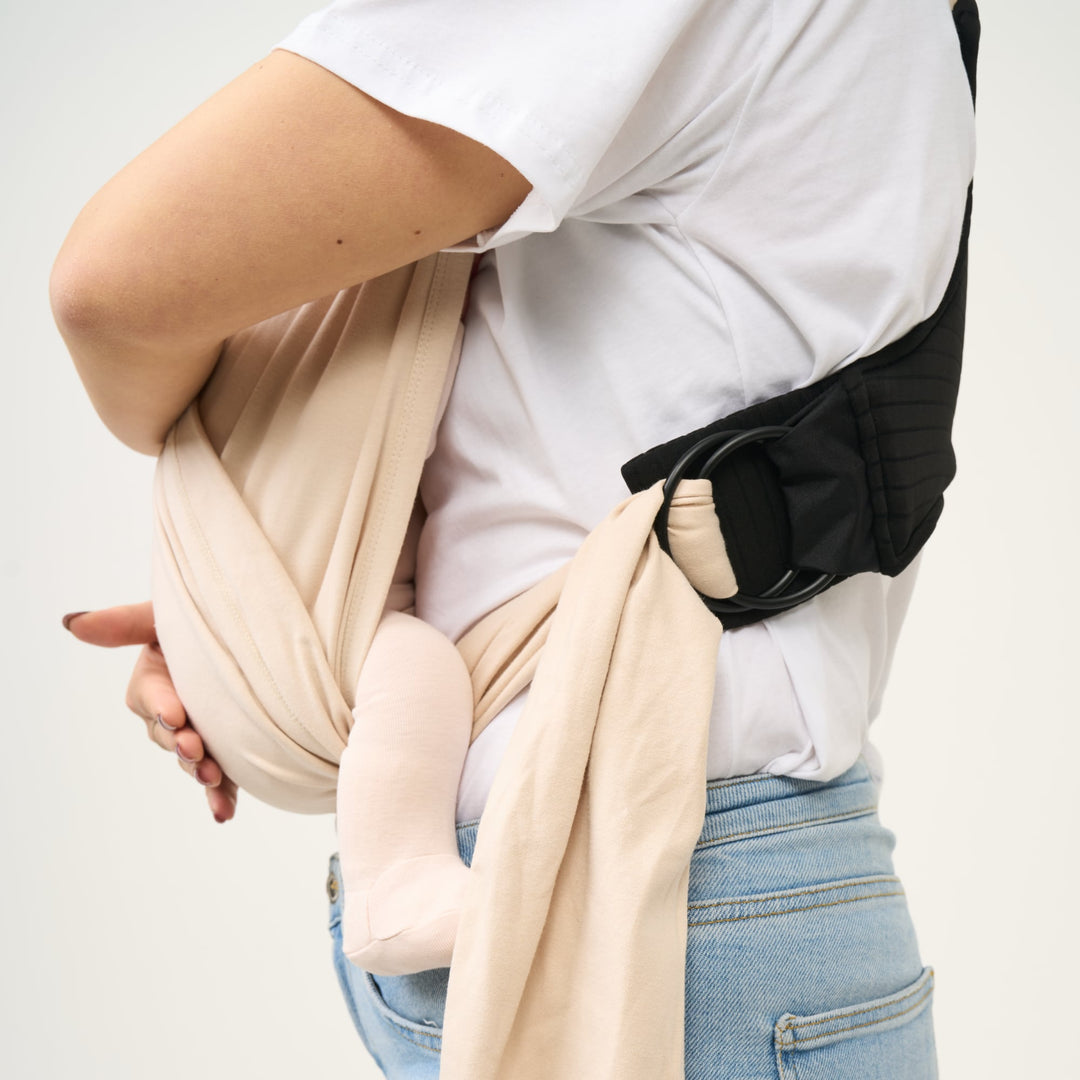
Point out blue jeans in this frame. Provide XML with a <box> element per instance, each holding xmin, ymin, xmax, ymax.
<box><xmin>325</xmin><ymin>760</ymin><xmax>937</xmax><ymax>1078</ymax></box>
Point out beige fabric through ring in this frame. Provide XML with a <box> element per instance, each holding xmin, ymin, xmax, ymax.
<box><xmin>665</xmin><ymin>478</ymin><xmax>739</xmax><ymax>600</ymax></box>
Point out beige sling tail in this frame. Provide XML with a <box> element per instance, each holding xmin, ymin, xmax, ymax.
<box><xmin>151</xmin><ymin>251</ymin><xmax>735</xmax><ymax>1078</ymax></box>
<box><xmin>446</xmin><ymin>485</ymin><xmax>723</xmax><ymax>1080</ymax></box>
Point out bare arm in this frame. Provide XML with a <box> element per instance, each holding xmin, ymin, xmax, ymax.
<box><xmin>50</xmin><ymin>49</ymin><xmax>530</xmax><ymax>454</ymax></box>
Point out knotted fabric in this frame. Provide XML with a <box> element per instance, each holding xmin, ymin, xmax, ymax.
<box><xmin>152</xmin><ymin>251</ymin><xmax>731</xmax><ymax>1078</ymax></box>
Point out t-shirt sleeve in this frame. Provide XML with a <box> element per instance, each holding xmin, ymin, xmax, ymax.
<box><xmin>276</xmin><ymin>0</ymin><xmax>713</xmax><ymax>249</ymax></box>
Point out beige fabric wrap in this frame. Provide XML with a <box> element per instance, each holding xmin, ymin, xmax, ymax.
<box><xmin>152</xmin><ymin>251</ymin><xmax>737</xmax><ymax>1079</ymax></box>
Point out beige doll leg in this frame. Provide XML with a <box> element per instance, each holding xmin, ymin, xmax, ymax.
<box><xmin>337</xmin><ymin>609</ymin><xmax>473</xmax><ymax>976</ymax></box>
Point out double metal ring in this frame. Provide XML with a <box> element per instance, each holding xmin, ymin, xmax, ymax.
<box><xmin>654</xmin><ymin>426</ymin><xmax>835</xmax><ymax>616</ymax></box>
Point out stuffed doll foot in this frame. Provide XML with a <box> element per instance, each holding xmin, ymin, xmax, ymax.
<box><xmin>341</xmin><ymin>853</ymin><xmax>471</xmax><ymax>976</ymax></box>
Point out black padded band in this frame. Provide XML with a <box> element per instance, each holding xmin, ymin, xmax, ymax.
<box><xmin>621</xmin><ymin>1</ymin><xmax>979</xmax><ymax>629</ymax></box>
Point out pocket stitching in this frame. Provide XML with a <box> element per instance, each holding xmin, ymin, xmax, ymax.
<box><xmin>781</xmin><ymin>979</ymin><xmax>933</xmax><ymax>1047</ymax></box>
<box><xmin>691</xmin><ymin>889</ymin><xmax>906</xmax><ymax>928</ymax></box>
<box><xmin>361</xmin><ymin>971</ymin><xmax>445</xmax><ymax>1052</ymax></box>
<box><xmin>689</xmin><ymin>875</ymin><xmax>900</xmax><ymax>912</ymax></box>
<box><xmin>778</xmin><ymin>969</ymin><xmax>934</xmax><ymax>1040</ymax></box>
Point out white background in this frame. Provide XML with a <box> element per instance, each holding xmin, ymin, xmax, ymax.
<box><xmin>1</xmin><ymin>1</ymin><xmax>1076</xmax><ymax>1076</ymax></box>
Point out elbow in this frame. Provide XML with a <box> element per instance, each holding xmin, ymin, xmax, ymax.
<box><xmin>49</xmin><ymin>240</ymin><xmax>190</xmax><ymax>456</ymax></box>
<box><xmin>49</xmin><ymin>254</ymin><xmax>156</xmax><ymax>454</ymax></box>
<box><xmin>50</xmin><ymin>247</ymin><xmax>103</xmax><ymax>343</ymax></box>
<box><xmin>50</xmin><ymin>178</ymin><xmax>228</xmax><ymax>456</ymax></box>
<box><xmin>49</xmin><ymin>235</ymin><xmax>144</xmax><ymax>345</ymax></box>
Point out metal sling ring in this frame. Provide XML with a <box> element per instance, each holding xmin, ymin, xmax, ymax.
<box><xmin>654</xmin><ymin>425</ymin><xmax>835</xmax><ymax>617</ymax></box>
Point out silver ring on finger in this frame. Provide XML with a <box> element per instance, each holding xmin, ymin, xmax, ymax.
<box><xmin>157</xmin><ymin>712</ymin><xmax>180</xmax><ymax>732</ymax></box>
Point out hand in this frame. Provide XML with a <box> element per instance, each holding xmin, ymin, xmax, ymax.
<box><xmin>63</xmin><ymin>603</ymin><xmax>238</xmax><ymax>823</ymax></box>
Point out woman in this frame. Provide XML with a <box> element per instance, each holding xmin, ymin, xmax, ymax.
<box><xmin>57</xmin><ymin>0</ymin><xmax>975</xmax><ymax>1075</ymax></box>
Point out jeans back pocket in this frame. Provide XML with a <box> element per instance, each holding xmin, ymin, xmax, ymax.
<box><xmin>774</xmin><ymin>966</ymin><xmax>936</xmax><ymax>1079</ymax></box>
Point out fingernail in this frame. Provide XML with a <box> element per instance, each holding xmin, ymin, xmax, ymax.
<box><xmin>213</xmin><ymin>812</ymin><xmax>227</xmax><ymax>824</ymax></box>
<box><xmin>176</xmin><ymin>745</ymin><xmax>196</xmax><ymax>765</ymax></box>
<box><xmin>194</xmin><ymin>764</ymin><xmax>214</xmax><ymax>786</ymax></box>
<box><xmin>156</xmin><ymin>713</ymin><xmax>180</xmax><ymax>733</ymax></box>
<box><xmin>61</xmin><ymin>611</ymin><xmax>89</xmax><ymax>632</ymax></box>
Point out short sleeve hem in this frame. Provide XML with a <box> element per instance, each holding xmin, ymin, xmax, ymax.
<box><xmin>276</xmin><ymin>11</ymin><xmax>577</xmax><ymax>247</ymax></box>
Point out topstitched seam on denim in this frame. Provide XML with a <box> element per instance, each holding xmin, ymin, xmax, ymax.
<box><xmin>780</xmin><ymin>983</ymin><xmax>934</xmax><ymax>1047</ymax></box>
<box><xmin>689</xmin><ymin>890</ymin><xmax>905</xmax><ymax>927</ymax></box>
<box><xmin>777</xmin><ymin>971</ymin><xmax>933</xmax><ymax>1035</ymax></box>
<box><xmin>364</xmin><ymin>974</ymin><xmax>444</xmax><ymax>1049</ymax></box>
<box><xmin>695</xmin><ymin>804</ymin><xmax>877</xmax><ymax>848</ymax></box>
<box><xmin>688</xmin><ymin>876</ymin><xmax>900</xmax><ymax>911</ymax></box>
<box><xmin>387</xmin><ymin>1023</ymin><xmax>442</xmax><ymax>1054</ymax></box>
<box><xmin>705</xmin><ymin>773</ymin><xmax>774</xmax><ymax>792</ymax></box>
<box><xmin>777</xmin><ymin>1048</ymin><xmax>793</xmax><ymax>1080</ymax></box>
<box><xmin>706</xmin><ymin>766</ymin><xmax>869</xmax><ymax>794</ymax></box>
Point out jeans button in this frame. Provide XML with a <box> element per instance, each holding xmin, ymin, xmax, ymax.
<box><xmin>326</xmin><ymin>870</ymin><xmax>340</xmax><ymax>903</ymax></box>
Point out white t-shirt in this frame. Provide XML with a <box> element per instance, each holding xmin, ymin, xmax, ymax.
<box><xmin>279</xmin><ymin>0</ymin><xmax>975</xmax><ymax>822</ymax></box>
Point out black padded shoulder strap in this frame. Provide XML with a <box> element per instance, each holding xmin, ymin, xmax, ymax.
<box><xmin>621</xmin><ymin>1</ymin><xmax>980</xmax><ymax>629</ymax></box>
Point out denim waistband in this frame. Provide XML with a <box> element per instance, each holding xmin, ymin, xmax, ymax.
<box><xmin>454</xmin><ymin>760</ymin><xmax>875</xmax><ymax>867</ymax></box>
<box><xmin>697</xmin><ymin>760</ymin><xmax>876</xmax><ymax>849</ymax></box>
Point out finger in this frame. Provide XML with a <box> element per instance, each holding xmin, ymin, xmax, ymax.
<box><xmin>174</xmin><ymin>751</ymin><xmax>216</xmax><ymax>786</ymax></box>
<box><xmin>145</xmin><ymin>709</ymin><xmax>182</xmax><ymax>755</ymax></box>
<box><xmin>121</xmin><ymin>641</ymin><xmax>231</xmax><ymax>803</ymax></box>
<box><xmin>149</xmin><ymin>710</ymin><xmax>206</xmax><ymax>760</ymax></box>
<box><xmin>173</xmin><ymin>730</ymin><xmax>224</xmax><ymax>787</ymax></box>
<box><xmin>206</xmin><ymin>776</ymin><xmax>239</xmax><ymax>824</ymax></box>
<box><xmin>173</xmin><ymin>727</ymin><xmax>206</xmax><ymax>769</ymax></box>
<box><xmin>126</xmin><ymin>644</ymin><xmax>188</xmax><ymax>738</ymax></box>
<box><xmin>63</xmin><ymin>602</ymin><xmax>156</xmax><ymax>648</ymax></box>
<box><xmin>125</xmin><ymin>648</ymin><xmax>209</xmax><ymax>768</ymax></box>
